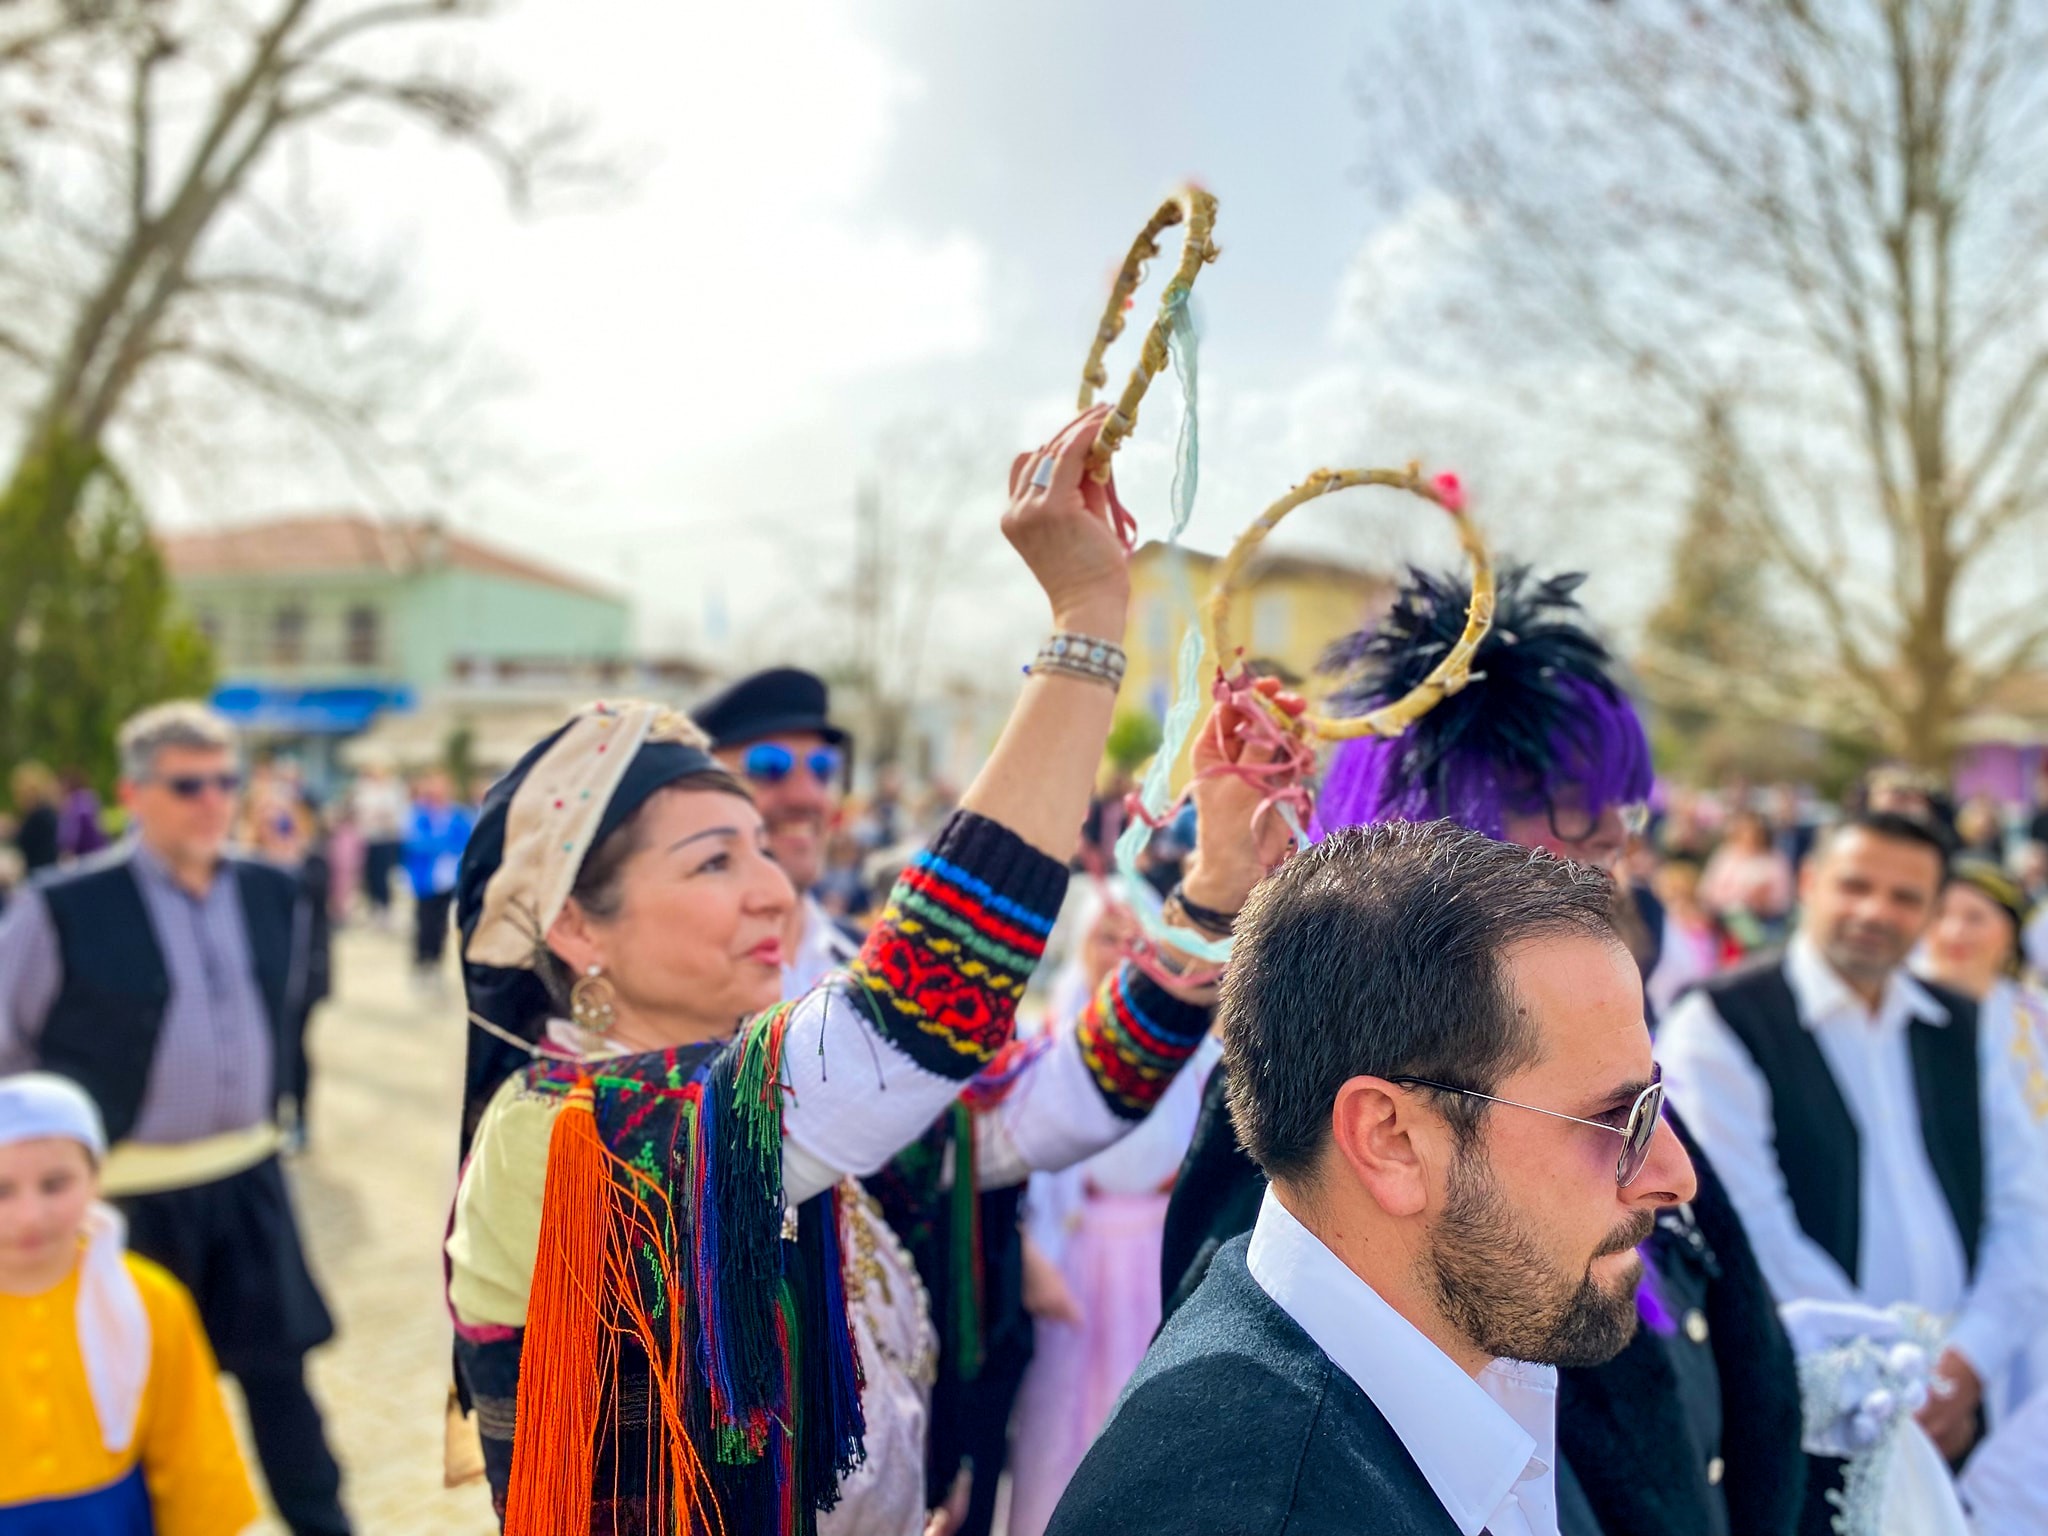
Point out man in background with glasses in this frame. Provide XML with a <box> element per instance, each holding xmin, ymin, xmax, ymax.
<box><xmin>1049</xmin><ymin>819</ymin><xmax>1697</xmax><ymax>1536</ymax></box>
<box><xmin>695</xmin><ymin>665</ymin><xmax>860</xmax><ymax>996</ymax></box>
<box><xmin>1162</xmin><ymin>564</ymin><xmax>1806</xmax><ymax>1536</ymax></box>
<box><xmin>0</xmin><ymin>700</ymin><xmax>350</xmax><ymax>1535</ymax></box>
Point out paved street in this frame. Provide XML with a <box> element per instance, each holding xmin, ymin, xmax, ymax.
<box><xmin>234</xmin><ymin>922</ymin><xmax>496</xmax><ymax>1536</ymax></box>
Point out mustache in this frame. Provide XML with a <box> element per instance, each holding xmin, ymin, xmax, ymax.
<box><xmin>1594</xmin><ymin>1209</ymin><xmax>1657</xmax><ymax>1259</ymax></box>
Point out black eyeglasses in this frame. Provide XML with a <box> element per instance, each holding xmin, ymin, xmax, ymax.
<box><xmin>157</xmin><ymin>773</ymin><xmax>242</xmax><ymax>800</ymax></box>
<box><xmin>1387</xmin><ymin>1063</ymin><xmax>1665</xmax><ymax>1187</ymax></box>
<box><xmin>742</xmin><ymin>743</ymin><xmax>843</xmax><ymax>786</ymax></box>
<box><xmin>1542</xmin><ymin>798</ymin><xmax>1651</xmax><ymax>846</ymax></box>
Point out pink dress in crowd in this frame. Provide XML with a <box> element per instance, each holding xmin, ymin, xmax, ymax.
<box><xmin>327</xmin><ymin>821</ymin><xmax>365</xmax><ymax>920</ymax></box>
<box><xmin>1697</xmin><ymin>847</ymin><xmax>1794</xmax><ymax>922</ymax></box>
<box><xmin>1004</xmin><ymin>1026</ymin><xmax>1224</xmax><ymax>1536</ymax></box>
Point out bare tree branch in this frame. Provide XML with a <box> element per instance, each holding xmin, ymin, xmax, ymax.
<box><xmin>0</xmin><ymin>0</ymin><xmax>607</xmax><ymax>543</ymax></box>
<box><xmin>1360</xmin><ymin>0</ymin><xmax>2048</xmax><ymax>767</ymax></box>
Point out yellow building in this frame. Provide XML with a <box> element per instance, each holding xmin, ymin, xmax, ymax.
<box><xmin>1123</xmin><ymin>541</ymin><xmax>1396</xmax><ymax>723</ymax></box>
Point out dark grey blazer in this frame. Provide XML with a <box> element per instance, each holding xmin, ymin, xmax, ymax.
<box><xmin>1047</xmin><ymin>1235</ymin><xmax>1467</xmax><ymax>1536</ymax></box>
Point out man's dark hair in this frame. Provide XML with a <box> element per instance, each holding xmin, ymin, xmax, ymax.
<box><xmin>1825</xmin><ymin>808</ymin><xmax>1953</xmax><ymax>874</ymax></box>
<box><xmin>1222</xmin><ymin>819</ymin><xmax>1624</xmax><ymax>1183</ymax></box>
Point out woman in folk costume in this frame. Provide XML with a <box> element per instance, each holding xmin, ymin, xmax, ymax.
<box><xmin>0</xmin><ymin>1073</ymin><xmax>258</xmax><ymax>1536</ymax></box>
<box><xmin>445</xmin><ymin>407</ymin><xmax>1291</xmax><ymax>1536</ymax></box>
<box><xmin>1161</xmin><ymin>565</ymin><xmax>1809</xmax><ymax>1536</ymax></box>
<box><xmin>1004</xmin><ymin>880</ymin><xmax>1226</xmax><ymax>1536</ymax></box>
<box><xmin>1916</xmin><ymin>856</ymin><xmax>2048</xmax><ymax>1406</ymax></box>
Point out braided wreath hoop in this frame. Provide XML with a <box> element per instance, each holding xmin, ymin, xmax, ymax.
<box><xmin>1075</xmin><ymin>185</ymin><xmax>1221</xmax><ymax>482</ymax></box>
<box><xmin>1203</xmin><ymin>466</ymin><xmax>1497</xmax><ymax>741</ymax></box>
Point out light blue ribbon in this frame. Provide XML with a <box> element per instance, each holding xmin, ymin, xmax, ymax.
<box><xmin>1113</xmin><ymin>286</ymin><xmax>1234</xmax><ymax>965</ymax></box>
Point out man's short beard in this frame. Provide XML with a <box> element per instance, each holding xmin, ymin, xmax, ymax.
<box><xmin>1425</xmin><ymin>1139</ymin><xmax>1652</xmax><ymax>1369</ymax></box>
<box><xmin>766</xmin><ymin>812</ymin><xmax>825</xmax><ymax>889</ymax></box>
<box><xmin>1819</xmin><ymin>925</ymin><xmax>1910</xmax><ymax>989</ymax></box>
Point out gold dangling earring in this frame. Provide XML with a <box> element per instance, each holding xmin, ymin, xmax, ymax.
<box><xmin>570</xmin><ymin>964</ymin><xmax>617</xmax><ymax>1037</ymax></box>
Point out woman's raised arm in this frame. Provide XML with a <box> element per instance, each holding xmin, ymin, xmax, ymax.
<box><xmin>776</xmin><ymin>406</ymin><xmax>1136</xmax><ymax>1199</ymax></box>
<box><xmin>958</xmin><ymin>404</ymin><xmax>1132</xmax><ymax>858</ymax></box>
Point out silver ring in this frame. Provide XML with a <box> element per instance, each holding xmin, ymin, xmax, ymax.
<box><xmin>1030</xmin><ymin>455</ymin><xmax>1056</xmax><ymax>490</ymax></box>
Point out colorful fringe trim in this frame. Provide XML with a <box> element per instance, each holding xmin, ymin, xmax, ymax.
<box><xmin>1075</xmin><ymin>965</ymin><xmax>1215</xmax><ymax>1120</ymax></box>
<box><xmin>490</xmin><ymin>1007</ymin><xmax>866</xmax><ymax>1536</ymax></box>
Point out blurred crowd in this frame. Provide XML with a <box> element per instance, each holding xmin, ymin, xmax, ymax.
<box><xmin>1625</xmin><ymin>770</ymin><xmax>2048</xmax><ymax>1019</ymax></box>
<box><xmin>8</xmin><ymin>682</ymin><xmax>2048</xmax><ymax>1536</ymax></box>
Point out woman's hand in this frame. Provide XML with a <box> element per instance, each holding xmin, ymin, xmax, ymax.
<box><xmin>1182</xmin><ymin>677</ymin><xmax>1307</xmax><ymax>918</ymax></box>
<box><xmin>1915</xmin><ymin>1348</ymin><xmax>1983</xmax><ymax>1461</ymax></box>
<box><xmin>1021</xmin><ymin>1232</ymin><xmax>1086</xmax><ymax>1327</ymax></box>
<box><xmin>923</xmin><ymin>1467</ymin><xmax>973</xmax><ymax>1536</ymax></box>
<box><xmin>957</xmin><ymin>409</ymin><xmax>1132</xmax><ymax>860</ymax></box>
<box><xmin>1004</xmin><ymin>405</ymin><xmax>1132</xmax><ymax>640</ymax></box>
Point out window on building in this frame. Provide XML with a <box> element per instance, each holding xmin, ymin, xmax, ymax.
<box><xmin>345</xmin><ymin>604</ymin><xmax>381</xmax><ymax>666</ymax></box>
<box><xmin>271</xmin><ymin>604</ymin><xmax>307</xmax><ymax>666</ymax></box>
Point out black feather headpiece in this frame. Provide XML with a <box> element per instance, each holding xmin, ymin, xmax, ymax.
<box><xmin>1316</xmin><ymin>565</ymin><xmax>1649</xmax><ymax>834</ymax></box>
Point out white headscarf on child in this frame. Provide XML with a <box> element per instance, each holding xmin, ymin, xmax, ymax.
<box><xmin>0</xmin><ymin>1073</ymin><xmax>150</xmax><ymax>1452</ymax></box>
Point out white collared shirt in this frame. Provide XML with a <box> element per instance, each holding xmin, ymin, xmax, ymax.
<box><xmin>1659</xmin><ymin>936</ymin><xmax>2048</xmax><ymax>1389</ymax></box>
<box><xmin>1246</xmin><ymin>1188</ymin><xmax>1559</xmax><ymax>1536</ymax></box>
<box><xmin>783</xmin><ymin>896</ymin><xmax>860</xmax><ymax>1000</ymax></box>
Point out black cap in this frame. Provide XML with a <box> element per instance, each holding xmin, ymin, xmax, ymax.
<box><xmin>693</xmin><ymin>667</ymin><xmax>848</xmax><ymax>750</ymax></box>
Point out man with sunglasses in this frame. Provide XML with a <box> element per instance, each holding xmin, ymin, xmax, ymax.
<box><xmin>0</xmin><ymin>701</ymin><xmax>351</xmax><ymax>1535</ymax></box>
<box><xmin>694</xmin><ymin>665</ymin><xmax>860</xmax><ymax>994</ymax></box>
<box><xmin>1049</xmin><ymin>819</ymin><xmax>1698</xmax><ymax>1536</ymax></box>
<box><xmin>1161</xmin><ymin>565</ymin><xmax>1806</xmax><ymax>1536</ymax></box>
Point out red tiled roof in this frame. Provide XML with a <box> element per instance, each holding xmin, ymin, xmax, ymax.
<box><xmin>158</xmin><ymin>512</ymin><xmax>618</xmax><ymax>602</ymax></box>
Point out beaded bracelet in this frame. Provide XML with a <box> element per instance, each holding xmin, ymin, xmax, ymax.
<box><xmin>1166</xmin><ymin>884</ymin><xmax>1237</xmax><ymax>937</ymax></box>
<box><xmin>1027</xmin><ymin>633</ymin><xmax>1127</xmax><ymax>689</ymax></box>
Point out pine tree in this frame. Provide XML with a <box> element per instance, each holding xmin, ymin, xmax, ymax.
<box><xmin>0</xmin><ymin>432</ymin><xmax>214</xmax><ymax>792</ymax></box>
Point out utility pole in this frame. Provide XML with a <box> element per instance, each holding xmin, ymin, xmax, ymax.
<box><xmin>851</xmin><ymin>478</ymin><xmax>884</xmax><ymax>775</ymax></box>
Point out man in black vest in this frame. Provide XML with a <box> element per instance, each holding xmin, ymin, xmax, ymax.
<box><xmin>0</xmin><ymin>702</ymin><xmax>351</xmax><ymax>1535</ymax></box>
<box><xmin>1050</xmin><ymin>821</ymin><xmax>1698</xmax><ymax>1536</ymax></box>
<box><xmin>1661</xmin><ymin>810</ymin><xmax>2048</xmax><ymax>1525</ymax></box>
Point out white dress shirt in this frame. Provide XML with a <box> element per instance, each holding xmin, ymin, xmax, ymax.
<box><xmin>782</xmin><ymin>895</ymin><xmax>860</xmax><ymax>999</ymax></box>
<box><xmin>1246</xmin><ymin>1188</ymin><xmax>1559</xmax><ymax>1536</ymax></box>
<box><xmin>1659</xmin><ymin>937</ymin><xmax>2048</xmax><ymax>1395</ymax></box>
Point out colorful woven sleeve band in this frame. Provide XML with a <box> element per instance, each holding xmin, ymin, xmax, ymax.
<box><xmin>1076</xmin><ymin>963</ymin><xmax>1214</xmax><ymax>1121</ymax></box>
<box><xmin>849</xmin><ymin>810</ymin><xmax>1068</xmax><ymax>1079</ymax></box>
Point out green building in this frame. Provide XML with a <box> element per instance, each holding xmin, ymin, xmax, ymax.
<box><xmin>160</xmin><ymin>512</ymin><xmax>668</xmax><ymax>783</ymax></box>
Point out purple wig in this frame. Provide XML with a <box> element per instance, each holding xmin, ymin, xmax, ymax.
<box><xmin>1312</xmin><ymin>567</ymin><xmax>1653</xmax><ymax>840</ymax></box>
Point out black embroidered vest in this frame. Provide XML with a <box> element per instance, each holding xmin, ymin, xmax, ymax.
<box><xmin>1698</xmin><ymin>958</ymin><xmax>1983</xmax><ymax>1280</ymax></box>
<box><xmin>34</xmin><ymin>848</ymin><xmax>299</xmax><ymax>1142</ymax></box>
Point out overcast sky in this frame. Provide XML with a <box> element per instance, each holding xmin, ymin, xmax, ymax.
<box><xmin>158</xmin><ymin>0</ymin><xmax>1644</xmax><ymax>674</ymax></box>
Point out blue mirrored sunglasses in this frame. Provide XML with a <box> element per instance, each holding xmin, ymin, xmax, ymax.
<box><xmin>742</xmin><ymin>743</ymin><xmax>844</xmax><ymax>786</ymax></box>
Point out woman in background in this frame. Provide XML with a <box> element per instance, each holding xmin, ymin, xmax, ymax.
<box><xmin>9</xmin><ymin>762</ymin><xmax>61</xmax><ymax>875</ymax></box>
<box><xmin>1699</xmin><ymin>809</ymin><xmax>1795</xmax><ymax>951</ymax></box>
<box><xmin>1005</xmin><ymin>881</ymin><xmax>1225</xmax><ymax>1536</ymax></box>
<box><xmin>1916</xmin><ymin>856</ymin><xmax>2048</xmax><ymax>1404</ymax></box>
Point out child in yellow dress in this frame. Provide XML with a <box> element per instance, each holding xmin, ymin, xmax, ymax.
<box><xmin>0</xmin><ymin>1073</ymin><xmax>260</xmax><ymax>1536</ymax></box>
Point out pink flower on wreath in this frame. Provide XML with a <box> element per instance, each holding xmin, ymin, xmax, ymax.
<box><xmin>1433</xmin><ymin>472</ymin><xmax>1467</xmax><ymax>513</ymax></box>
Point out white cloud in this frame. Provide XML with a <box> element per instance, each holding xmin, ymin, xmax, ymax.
<box><xmin>1332</xmin><ymin>190</ymin><xmax>1478</xmax><ymax>350</ymax></box>
<box><xmin>445</xmin><ymin>2</ymin><xmax>991</xmax><ymax>451</ymax></box>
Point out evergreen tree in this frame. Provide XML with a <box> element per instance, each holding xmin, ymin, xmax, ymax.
<box><xmin>1642</xmin><ymin>406</ymin><xmax>1806</xmax><ymax>781</ymax></box>
<box><xmin>0</xmin><ymin>432</ymin><xmax>214</xmax><ymax>792</ymax></box>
